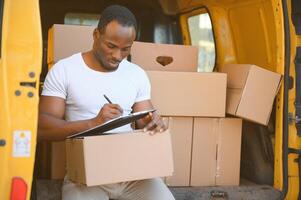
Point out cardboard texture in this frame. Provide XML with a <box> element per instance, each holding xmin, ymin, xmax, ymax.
<box><xmin>66</xmin><ymin>130</ymin><xmax>174</xmax><ymax>186</ymax></box>
<box><xmin>48</xmin><ymin>24</ymin><xmax>95</xmax><ymax>65</ymax></box>
<box><xmin>191</xmin><ymin>118</ymin><xmax>242</xmax><ymax>186</ymax></box>
<box><xmin>147</xmin><ymin>71</ymin><xmax>227</xmax><ymax>117</ymax></box>
<box><xmin>221</xmin><ymin>64</ymin><xmax>282</xmax><ymax>125</ymax></box>
<box><xmin>164</xmin><ymin>117</ymin><xmax>193</xmax><ymax>186</ymax></box>
<box><xmin>216</xmin><ymin>118</ymin><xmax>242</xmax><ymax>185</ymax></box>
<box><xmin>131</xmin><ymin>41</ymin><xmax>198</xmax><ymax>72</ymax></box>
<box><xmin>50</xmin><ymin>141</ymin><xmax>66</xmax><ymax>179</ymax></box>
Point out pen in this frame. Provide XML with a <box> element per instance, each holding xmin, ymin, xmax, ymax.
<box><xmin>103</xmin><ymin>94</ymin><xmax>113</xmax><ymax>104</ymax></box>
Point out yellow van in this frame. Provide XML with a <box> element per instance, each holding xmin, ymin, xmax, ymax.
<box><xmin>0</xmin><ymin>0</ymin><xmax>300</xmax><ymax>199</ymax></box>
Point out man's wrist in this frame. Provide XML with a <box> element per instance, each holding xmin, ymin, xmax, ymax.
<box><xmin>88</xmin><ymin>118</ymin><xmax>98</xmax><ymax>128</ymax></box>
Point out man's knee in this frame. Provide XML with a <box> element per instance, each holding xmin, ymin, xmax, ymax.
<box><xmin>133</xmin><ymin>178</ymin><xmax>175</xmax><ymax>200</ymax></box>
<box><xmin>62</xmin><ymin>182</ymin><xmax>109</xmax><ymax>200</ymax></box>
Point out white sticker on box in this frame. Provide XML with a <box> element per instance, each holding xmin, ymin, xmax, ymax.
<box><xmin>13</xmin><ymin>130</ymin><xmax>31</xmax><ymax>157</ymax></box>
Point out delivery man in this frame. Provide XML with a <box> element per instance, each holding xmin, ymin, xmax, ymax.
<box><xmin>38</xmin><ymin>4</ymin><xmax>175</xmax><ymax>200</ymax></box>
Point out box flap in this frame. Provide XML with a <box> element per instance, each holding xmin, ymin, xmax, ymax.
<box><xmin>147</xmin><ymin>71</ymin><xmax>227</xmax><ymax>117</ymax></box>
<box><xmin>237</xmin><ymin>66</ymin><xmax>282</xmax><ymax>125</ymax></box>
<box><xmin>131</xmin><ymin>41</ymin><xmax>198</xmax><ymax>72</ymax></box>
<box><xmin>221</xmin><ymin>64</ymin><xmax>250</xmax><ymax>89</ymax></box>
<box><xmin>226</xmin><ymin>88</ymin><xmax>243</xmax><ymax>115</ymax></box>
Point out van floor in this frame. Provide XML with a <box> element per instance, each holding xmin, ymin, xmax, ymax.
<box><xmin>35</xmin><ymin>179</ymin><xmax>281</xmax><ymax>200</ymax></box>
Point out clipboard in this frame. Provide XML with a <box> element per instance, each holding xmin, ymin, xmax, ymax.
<box><xmin>67</xmin><ymin>109</ymin><xmax>156</xmax><ymax>138</ymax></box>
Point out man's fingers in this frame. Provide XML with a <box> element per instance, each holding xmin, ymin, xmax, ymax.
<box><xmin>108</xmin><ymin>104</ymin><xmax>123</xmax><ymax>113</ymax></box>
<box><xmin>144</xmin><ymin>117</ymin><xmax>168</xmax><ymax>135</ymax></box>
<box><xmin>144</xmin><ymin>120</ymin><xmax>156</xmax><ymax>131</ymax></box>
<box><xmin>109</xmin><ymin>108</ymin><xmax>122</xmax><ymax>116</ymax></box>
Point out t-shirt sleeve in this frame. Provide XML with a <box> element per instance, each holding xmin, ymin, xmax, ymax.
<box><xmin>135</xmin><ymin>70</ymin><xmax>151</xmax><ymax>103</ymax></box>
<box><xmin>41</xmin><ymin>62</ymin><xmax>67</xmax><ymax>99</ymax></box>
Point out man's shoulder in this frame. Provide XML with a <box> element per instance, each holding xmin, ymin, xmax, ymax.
<box><xmin>50</xmin><ymin>53</ymin><xmax>82</xmax><ymax>71</ymax></box>
<box><xmin>58</xmin><ymin>53</ymin><xmax>81</xmax><ymax>65</ymax></box>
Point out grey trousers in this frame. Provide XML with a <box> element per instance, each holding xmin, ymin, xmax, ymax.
<box><xmin>62</xmin><ymin>178</ymin><xmax>175</xmax><ymax>200</ymax></box>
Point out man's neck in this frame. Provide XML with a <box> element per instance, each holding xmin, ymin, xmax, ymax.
<box><xmin>82</xmin><ymin>51</ymin><xmax>109</xmax><ymax>72</ymax></box>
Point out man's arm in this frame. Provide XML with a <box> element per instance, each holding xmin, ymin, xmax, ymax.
<box><xmin>132</xmin><ymin>100</ymin><xmax>167</xmax><ymax>134</ymax></box>
<box><xmin>38</xmin><ymin>96</ymin><xmax>122</xmax><ymax>140</ymax></box>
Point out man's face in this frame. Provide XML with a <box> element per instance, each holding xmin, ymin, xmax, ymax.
<box><xmin>93</xmin><ymin>20</ymin><xmax>136</xmax><ymax>71</ymax></box>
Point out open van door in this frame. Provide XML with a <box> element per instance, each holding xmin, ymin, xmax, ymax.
<box><xmin>0</xmin><ymin>0</ymin><xmax>42</xmax><ymax>199</ymax></box>
<box><xmin>281</xmin><ymin>0</ymin><xmax>301</xmax><ymax>199</ymax></box>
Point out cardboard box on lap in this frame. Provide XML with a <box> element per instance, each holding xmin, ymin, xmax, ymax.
<box><xmin>220</xmin><ymin>64</ymin><xmax>281</xmax><ymax>125</ymax></box>
<box><xmin>147</xmin><ymin>71</ymin><xmax>227</xmax><ymax>117</ymax></box>
<box><xmin>191</xmin><ymin>118</ymin><xmax>242</xmax><ymax>186</ymax></box>
<box><xmin>131</xmin><ymin>41</ymin><xmax>198</xmax><ymax>72</ymax></box>
<box><xmin>66</xmin><ymin>130</ymin><xmax>174</xmax><ymax>186</ymax></box>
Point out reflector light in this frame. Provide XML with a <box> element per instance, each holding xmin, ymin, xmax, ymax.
<box><xmin>10</xmin><ymin>177</ymin><xmax>27</xmax><ymax>200</ymax></box>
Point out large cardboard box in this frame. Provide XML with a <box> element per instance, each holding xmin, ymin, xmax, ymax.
<box><xmin>66</xmin><ymin>130</ymin><xmax>174</xmax><ymax>186</ymax></box>
<box><xmin>131</xmin><ymin>41</ymin><xmax>198</xmax><ymax>72</ymax></box>
<box><xmin>164</xmin><ymin>117</ymin><xmax>193</xmax><ymax>186</ymax></box>
<box><xmin>147</xmin><ymin>71</ymin><xmax>227</xmax><ymax>117</ymax></box>
<box><xmin>191</xmin><ymin>118</ymin><xmax>242</xmax><ymax>186</ymax></box>
<box><xmin>220</xmin><ymin>64</ymin><xmax>281</xmax><ymax>125</ymax></box>
<box><xmin>50</xmin><ymin>141</ymin><xmax>66</xmax><ymax>180</ymax></box>
<box><xmin>48</xmin><ymin>24</ymin><xmax>95</xmax><ymax>65</ymax></box>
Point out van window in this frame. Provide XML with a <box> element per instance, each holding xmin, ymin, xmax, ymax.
<box><xmin>188</xmin><ymin>13</ymin><xmax>215</xmax><ymax>72</ymax></box>
<box><xmin>64</xmin><ymin>13</ymin><xmax>100</xmax><ymax>26</ymax></box>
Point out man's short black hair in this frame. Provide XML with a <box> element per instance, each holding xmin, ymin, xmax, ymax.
<box><xmin>98</xmin><ymin>5</ymin><xmax>137</xmax><ymax>33</ymax></box>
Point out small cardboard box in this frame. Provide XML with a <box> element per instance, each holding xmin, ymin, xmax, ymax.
<box><xmin>164</xmin><ymin>117</ymin><xmax>193</xmax><ymax>186</ymax></box>
<box><xmin>50</xmin><ymin>141</ymin><xmax>66</xmax><ymax>180</ymax></box>
<box><xmin>66</xmin><ymin>130</ymin><xmax>174</xmax><ymax>186</ymax></box>
<box><xmin>191</xmin><ymin>118</ymin><xmax>242</xmax><ymax>186</ymax></box>
<box><xmin>131</xmin><ymin>41</ymin><xmax>198</xmax><ymax>72</ymax></box>
<box><xmin>147</xmin><ymin>71</ymin><xmax>227</xmax><ymax>117</ymax></box>
<box><xmin>48</xmin><ymin>24</ymin><xmax>95</xmax><ymax>65</ymax></box>
<box><xmin>220</xmin><ymin>64</ymin><xmax>281</xmax><ymax>125</ymax></box>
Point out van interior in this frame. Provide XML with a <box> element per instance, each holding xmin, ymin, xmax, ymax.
<box><xmin>35</xmin><ymin>0</ymin><xmax>282</xmax><ymax>199</ymax></box>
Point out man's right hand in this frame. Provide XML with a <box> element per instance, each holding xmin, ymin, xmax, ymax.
<box><xmin>92</xmin><ymin>103</ymin><xmax>123</xmax><ymax>126</ymax></box>
<box><xmin>38</xmin><ymin>97</ymin><xmax>124</xmax><ymax>140</ymax></box>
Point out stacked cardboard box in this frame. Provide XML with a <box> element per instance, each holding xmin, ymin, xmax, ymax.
<box><xmin>47</xmin><ymin>25</ymin><xmax>95</xmax><ymax>180</ymax></box>
<box><xmin>131</xmin><ymin>41</ymin><xmax>242</xmax><ymax>186</ymax></box>
<box><xmin>131</xmin><ymin>41</ymin><xmax>281</xmax><ymax>186</ymax></box>
<box><xmin>220</xmin><ymin>64</ymin><xmax>282</xmax><ymax>125</ymax></box>
<box><xmin>47</xmin><ymin>24</ymin><xmax>95</xmax><ymax>67</ymax></box>
<box><xmin>50</xmin><ymin>141</ymin><xmax>66</xmax><ymax>179</ymax></box>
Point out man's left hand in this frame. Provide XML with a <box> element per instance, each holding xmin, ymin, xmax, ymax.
<box><xmin>143</xmin><ymin>112</ymin><xmax>168</xmax><ymax>135</ymax></box>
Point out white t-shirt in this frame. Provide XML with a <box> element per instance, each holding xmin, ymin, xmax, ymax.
<box><xmin>42</xmin><ymin>53</ymin><xmax>151</xmax><ymax>132</ymax></box>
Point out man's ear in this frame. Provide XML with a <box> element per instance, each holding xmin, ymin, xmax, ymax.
<box><xmin>93</xmin><ymin>28</ymin><xmax>100</xmax><ymax>41</ymax></box>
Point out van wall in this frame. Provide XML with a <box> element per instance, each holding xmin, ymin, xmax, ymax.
<box><xmin>178</xmin><ymin>0</ymin><xmax>281</xmax><ymax>73</ymax></box>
